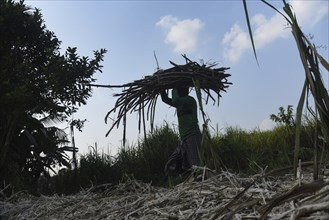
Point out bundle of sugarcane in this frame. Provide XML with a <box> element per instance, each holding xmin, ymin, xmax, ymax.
<box><xmin>91</xmin><ymin>55</ymin><xmax>232</xmax><ymax>144</ymax></box>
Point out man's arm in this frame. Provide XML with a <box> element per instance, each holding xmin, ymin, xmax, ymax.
<box><xmin>160</xmin><ymin>90</ymin><xmax>174</xmax><ymax>107</ymax></box>
<box><xmin>172</xmin><ymin>88</ymin><xmax>179</xmax><ymax>106</ymax></box>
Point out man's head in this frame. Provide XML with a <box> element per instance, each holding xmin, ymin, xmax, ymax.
<box><xmin>177</xmin><ymin>86</ymin><xmax>189</xmax><ymax>97</ymax></box>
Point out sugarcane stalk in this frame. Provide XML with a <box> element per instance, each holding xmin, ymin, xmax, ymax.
<box><xmin>90</xmin><ymin>55</ymin><xmax>232</xmax><ymax>144</ymax></box>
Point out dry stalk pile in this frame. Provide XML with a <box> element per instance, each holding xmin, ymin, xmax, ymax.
<box><xmin>1</xmin><ymin>167</ymin><xmax>329</xmax><ymax>219</ymax></box>
<box><xmin>91</xmin><ymin>55</ymin><xmax>232</xmax><ymax>142</ymax></box>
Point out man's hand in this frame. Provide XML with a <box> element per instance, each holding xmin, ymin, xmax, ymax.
<box><xmin>160</xmin><ymin>90</ymin><xmax>167</xmax><ymax>97</ymax></box>
<box><xmin>160</xmin><ymin>89</ymin><xmax>174</xmax><ymax>106</ymax></box>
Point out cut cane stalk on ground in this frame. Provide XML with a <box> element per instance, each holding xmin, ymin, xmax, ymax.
<box><xmin>2</xmin><ymin>167</ymin><xmax>329</xmax><ymax>219</ymax></box>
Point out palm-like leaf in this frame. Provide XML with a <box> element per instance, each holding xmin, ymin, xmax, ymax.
<box><xmin>13</xmin><ymin>114</ymin><xmax>73</xmax><ymax>179</ymax></box>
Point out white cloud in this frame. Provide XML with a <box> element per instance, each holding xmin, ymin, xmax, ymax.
<box><xmin>259</xmin><ymin>118</ymin><xmax>275</xmax><ymax>131</ymax></box>
<box><xmin>222</xmin><ymin>0</ymin><xmax>328</xmax><ymax>63</ymax></box>
<box><xmin>222</xmin><ymin>23</ymin><xmax>250</xmax><ymax>63</ymax></box>
<box><xmin>156</xmin><ymin>15</ymin><xmax>204</xmax><ymax>54</ymax></box>
<box><xmin>290</xmin><ymin>0</ymin><xmax>328</xmax><ymax>28</ymax></box>
<box><xmin>252</xmin><ymin>13</ymin><xmax>290</xmax><ymax>49</ymax></box>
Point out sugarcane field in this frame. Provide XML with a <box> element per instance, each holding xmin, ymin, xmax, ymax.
<box><xmin>1</xmin><ymin>0</ymin><xmax>329</xmax><ymax>219</ymax></box>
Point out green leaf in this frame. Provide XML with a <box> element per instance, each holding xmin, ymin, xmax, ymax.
<box><xmin>293</xmin><ymin>79</ymin><xmax>307</xmax><ymax>177</ymax></box>
<box><xmin>261</xmin><ymin>0</ymin><xmax>291</xmax><ymax>25</ymax></box>
<box><xmin>242</xmin><ymin>0</ymin><xmax>259</xmax><ymax>66</ymax></box>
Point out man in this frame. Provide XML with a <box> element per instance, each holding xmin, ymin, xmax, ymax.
<box><xmin>161</xmin><ymin>86</ymin><xmax>201</xmax><ymax>175</ymax></box>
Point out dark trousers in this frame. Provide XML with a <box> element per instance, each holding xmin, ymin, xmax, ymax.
<box><xmin>164</xmin><ymin>133</ymin><xmax>201</xmax><ymax>174</ymax></box>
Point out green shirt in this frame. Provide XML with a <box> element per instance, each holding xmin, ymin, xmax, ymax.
<box><xmin>161</xmin><ymin>89</ymin><xmax>200</xmax><ymax>141</ymax></box>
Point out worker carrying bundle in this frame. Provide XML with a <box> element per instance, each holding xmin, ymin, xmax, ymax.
<box><xmin>161</xmin><ymin>86</ymin><xmax>201</xmax><ymax>175</ymax></box>
<box><xmin>90</xmin><ymin>54</ymin><xmax>232</xmax><ymax>174</ymax></box>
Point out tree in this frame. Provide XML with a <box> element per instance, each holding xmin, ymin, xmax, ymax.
<box><xmin>270</xmin><ymin>105</ymin><xmax>295</xmax><ymax>127</ymax></box>
<box><xmin>0</xmin><ymin>0</ymin><xmax>107</xmax><ymax>189</ymax></box>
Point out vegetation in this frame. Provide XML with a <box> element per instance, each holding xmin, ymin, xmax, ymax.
<box><xmin>1</xmin><ymin>0</ymin><xmax>327</xmax><ymax>198</ymax></box>
<box><xmin>45</xmin><ymin>114</ymin><xmax>327</xmax><ymax>195</ymax></box>
<box><xmin>270</xmin><ymin>105</ymin><xmax>295</xmax><ymax>127</ymax></box>
<box><xmin>243</xmin><ymin>0</ymin><xmax>329</xmax><ymax>177</ymax></box>
<box><xmin>0</xmin><ymin>0</ymin><xmax>106</xmax><ymax>194</ymax></box>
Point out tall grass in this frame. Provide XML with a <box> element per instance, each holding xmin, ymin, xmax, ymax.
<box><xmin>115</xmin><ymin>123</ymin><xmax>180</xmax><ymax>184</ymax></box>
<box><xmin>50</xmin><ymin>144</ymin><xmax>118</xmax><ymax>194</ymax></box>
<box><xmin>48</xmin><ymin>120</ymin><xmax>326</xmax><ymax>194</ymax></box>
<box><xmin>211</xmin><ymin>123</ymin><xmax>318</xmax><ymax>174</ymax></box>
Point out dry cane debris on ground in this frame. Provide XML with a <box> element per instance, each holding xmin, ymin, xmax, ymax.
<box><xmin>1</xmin><ymin>167</ymin><xmax>329</xmax><ymax>220</ymax></box>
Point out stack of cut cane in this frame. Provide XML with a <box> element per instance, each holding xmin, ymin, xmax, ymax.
<box><xmin>92</xmin><ymin>55</ymin><xmax>232</xmax><ymax>143</ymax></box>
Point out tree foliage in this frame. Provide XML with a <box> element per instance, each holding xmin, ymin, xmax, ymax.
<box><xmin>270</xmin><ymin>105</ymin><xmax>295</xmax><ymax>127</ymax></box>
<box><xmin>0</xmin><ymin>0</ymin><xmax>106</xmax><ymax>190</ymax></box>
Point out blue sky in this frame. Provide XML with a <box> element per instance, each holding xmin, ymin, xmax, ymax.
<box><xmin>26</xmin><ymin>0</ymin><xmax>328</xmax><ymax>156</ymax></box>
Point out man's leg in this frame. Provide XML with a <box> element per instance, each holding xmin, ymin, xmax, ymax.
<box><xmin>184</xmin><ymin>133</ymin><xmax>201</xmax><ymax>167</ymax></box>
<box><xmin>164</xmin><ymin>145</ymin><xmax>183</xmax><ymax>175</ymax></box>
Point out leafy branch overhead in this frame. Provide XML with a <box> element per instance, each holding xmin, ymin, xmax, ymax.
<box><xmin>91</xmin><ymin>55</ymin><xmax>232</xmax><ymax>143</ymax></box>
